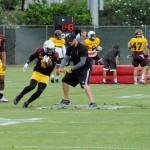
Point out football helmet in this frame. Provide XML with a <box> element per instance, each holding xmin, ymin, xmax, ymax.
<box><xmin>88</xmin><ymin>31</ymin><xmax>95</xmax><ymax>40</ymax></box>
<box><xmin>43</xmin><ymin>40</ymin><xmax>55</xmax><ymax>55</ymax></box>
<box><xmin>135</xmin><ymin>29</ymin><xmax>143</xmax><ymax>37</ymax></box>
<box><xmin>54</xmin><ymin>30</ymin><xmax>62</xmax><ymax>39</ymax></box>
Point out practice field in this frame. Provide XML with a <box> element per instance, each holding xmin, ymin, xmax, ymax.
<box><xmin>0</xmin><ymin>66</ymin><xmax>150</xmax><ymax>150</ymax></box>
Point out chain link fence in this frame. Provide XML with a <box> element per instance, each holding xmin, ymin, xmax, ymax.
<box><xmin>0</xmin><ymin>25</ymin><xmax>150</xmax><ymax>65</ymax></box>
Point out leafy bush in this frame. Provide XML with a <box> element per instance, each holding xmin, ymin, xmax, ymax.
<box><xmin>100</xmin><ymin>0</ymin><xmax>150</xmax><ymax>26</ymax></box>
<box><xmin>21</xmin><ymin>0</ymin><xmax>92</xmax><ymax>25</ymax></box>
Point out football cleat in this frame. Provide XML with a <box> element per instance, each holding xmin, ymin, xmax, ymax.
<box><xmin>55</xmin><ymin>79</ymin><xmax>59</xmax><ymax>83</ymax></box>
<box><xmin>14</xmin><ymin>94</ymin><xmax>22</xmax><ymax>105</ymax></box>
<box><xmin>89</xmin><ymin>102</ymin><xmax>97</xmax><ymax>108</ymax></box>
<box><xmin>51</xmin><ymin>78</ymin><xmax>54</xmax><ymax>83</ymax></box>
<box><xmin>140</xmin><ymin>79</ymin><xmax>146</xmax><ymax>84</ymax></box>
<box><xmin>58</xmin><ymin>99</ymin><xmax>70</xmax><ymax>105</ymax></box>
<box><xmin>0</xmin><ymin>97</ymin><xmax>8</xmax><ymax>102</ymax></box>
<box><xmin>134</xmin><ymin>82</ymin><xmax>138</xmax><ymax>85</ymax></box>
<box><xmin>22</xmin><ymin>102</ymin><xmax>28</xmax><ymax>108</ymax></box>
<box><xmin>114</xmin><ymin>82</ymin><xmax>119</xmax><ymax>85</ymax></box>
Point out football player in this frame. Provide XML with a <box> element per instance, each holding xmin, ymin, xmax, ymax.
<box><xmin>0</xmin><ymin>34</ymin><xmax>8</xmax><ymax>102</ymax></box>
<box><xmin>83</xmin><ymin>31</ymin><xmax>103</xmax><ymax>65</ymax></box>
<box><xmin>13</xmin><ymin>40</ymin><xmax>60</xmax><ymax>108</ymax></box>
<box><xmin>128</xmin><ymin>29</ymin><xmax>149</xmax><ymax>84</ymax></box>
<box><xmin>49</xmin><ymin>30</ymin><xmax>66</xmax><ymax>83</ymax></box>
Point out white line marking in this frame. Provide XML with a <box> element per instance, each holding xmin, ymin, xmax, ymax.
<box><xmin>0</xmin><ymin>131</ymin><xmax>149</xmax><ymax>134</ymax></box>
<box><xmin>0</xmin><ymin>146</ymin><xmax>149</xmax><ymax>149</ymax></box>
<box><xmin>46</xmin><ymin>120</ymin><xmax>150</xmax><ymax>124</ymax></box>
<box><xmin>0</xmin><ymin>118</ymin><xmax>44</xmax><ymax>126</ymax></box>
<box><xmin>36</xmin><ymin>105</ymin><xmax>139</xmax><ymax>110</ymax></box>
<box><xmin>119</xmin><ymin>94</ymin><xmax>150</xmax><ymax>98</ymax></box>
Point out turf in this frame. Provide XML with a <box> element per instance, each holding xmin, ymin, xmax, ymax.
<box><xmin>0</xmin><ymin>66</ymin><xmax>150</xmax><ymax>150</ymax></box>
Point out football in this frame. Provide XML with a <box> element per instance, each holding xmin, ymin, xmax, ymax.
<box><xmin>46</xmin><ymin>58</ymin><xmax>52</xmax><ymax>66</ymax></box>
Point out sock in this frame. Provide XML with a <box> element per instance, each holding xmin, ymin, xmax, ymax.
<box><xmin>141</xmin><ymin>74</ymin><xmax>145</xmax><ymax>80</ymax></box>
<box><xmin>51</xmin><ymin>74</ymin><xmax>54</xmax><ymax>79</ymax></box>
<box><xmin>114</xmin><ymin>78</ymin><xmax>117</xmax><ymax>83</ymax></box>
<box><xmin>103</xmin><ymin>79</ymin><xmax>106</xmax><ymax>83</ymax></box>
<box><xmin>56</xmin><ymin>76</ymin><xmax>59</xmax><ymax>80</ymax></box>
<box><xmin>134</xmin><ymin>76</ymin><xmax>137</xmax><ymax>83</ymax></box>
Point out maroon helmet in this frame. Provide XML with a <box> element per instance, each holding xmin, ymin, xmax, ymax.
<box><xmin>135</xmin><ymin>29</ymin><xmax>143</xmax><ymax>37</ymax></box>
<box><xmin>54</xmin><ymin>30</ymin><xmax>62</xmax><ymax>39</ymax></box>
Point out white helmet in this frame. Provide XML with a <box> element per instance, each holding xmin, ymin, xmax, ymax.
<box><xmin>43</xmin><ymin>40</ymin><xmax>55</xmax><ymax>53</ymax></box>
<box><xmin>88</xmin><ymin>31</ymin><xmax>95</xmax><ymax>39</ymax></box>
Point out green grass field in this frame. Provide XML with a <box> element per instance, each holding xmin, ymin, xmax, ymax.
<box><xmin>0</xmin><ymin>66</ymin><xmax>150</xmax><ymax>150</ymax></box>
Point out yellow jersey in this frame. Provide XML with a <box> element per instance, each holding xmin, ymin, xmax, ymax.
<box><xmin>83</xmin><ymin>38</ymin><xmax>100</xmax><ymax>57</ymax></box>
<box><xmin>49</xmin><ymin>37</ymin><xmax>65</xmax><ymax>48</ymax></box>
<box><xmin>129</xmin><ymin>37</ymin><xmax>148</xmax><ymax>52</ymax></box>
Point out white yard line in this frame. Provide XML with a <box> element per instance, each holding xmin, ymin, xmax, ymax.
<box><xmin>0</xmin><ymin>131</ymin><xmax>149</xmax><ymax>134</ymax></box>
<box><xmin>0</xmin><ymin>146</ymin><xmax>149</xmax><ymax>149</ymax></box>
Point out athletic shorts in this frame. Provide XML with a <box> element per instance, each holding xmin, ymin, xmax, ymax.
<box><xmin>132</xmin><ymin>55</ymin><xmax>147</xmax><ymax>67</ymax></box>
<box><xmin>103</xmin><ymin>58</ymin><xmax>116</xmax><ymax>71</ymax></box>
<box><xmin>62</xmin><ymin>66</ymin><xmax>92</xmax><ymax>88</ymax></box>
<box><xmin>31</xmin><ymin>71</ymin><xmax>50</xmax><ymax>85</ymax></box>
<box><xmin>0</xmin><ymin>59</ymin><xmax>5</xmax><ymax>76</ymax></box>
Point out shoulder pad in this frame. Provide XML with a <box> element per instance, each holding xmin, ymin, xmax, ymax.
<box><xmin>36</xmin><ymin>47</ymin><xmax>44</xmax><ymax>54</ymax></box>
<box><xmin>54</xmin><ymin>51</ymin><xmax>59</xmax><ymax>58</ymax></box>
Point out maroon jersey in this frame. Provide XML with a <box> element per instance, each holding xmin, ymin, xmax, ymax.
<box><xmin>0</xmin><ymin>35</ymin><xmax>6</xmax><ymax>52</ymax></box>
<box><xmin>28</xmin><ymin>47</ymin><xmax>60</xmax><ymax>76</ymax></box>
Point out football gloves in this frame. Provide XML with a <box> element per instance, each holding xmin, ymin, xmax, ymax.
<box><xmin>23</xmin><ymin>63</ymin><xmax>28</xmax><ymax>72</ymax></box>
<box><xmin>43</xmin><ymin>55</ymin><xmax>50</xmax><ymax>63</ymax></box>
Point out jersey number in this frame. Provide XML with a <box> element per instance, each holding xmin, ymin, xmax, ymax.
<box><xmin>132</xmin><ymin>42</ymin><xmax>142</xmax><ymax>51</ymax></box>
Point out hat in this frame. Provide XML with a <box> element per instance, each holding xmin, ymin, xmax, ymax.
<box><xmin>67</xmin><ymin>33</ymin><xmax>76</xmax><ymax>42</ymax></box>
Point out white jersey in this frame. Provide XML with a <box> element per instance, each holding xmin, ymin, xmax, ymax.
<box><xmin>55</xmin><ymin>45</ymin><xmax>66</xmax><ymax>59</ymax></box>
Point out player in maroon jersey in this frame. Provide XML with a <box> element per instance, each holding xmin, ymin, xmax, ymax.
<box><xmin>0</xmin><ymin>34</ymin><xmax>8</xmax><ymax>102</ymax></box>
<box><xmin>14</xmin><ymin>40</ymin><xmax>60</xmax><ymax>108</ymax></box>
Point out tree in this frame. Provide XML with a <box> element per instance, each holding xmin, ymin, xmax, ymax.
<box><xmin>0</xmin><ymin>0</ymin><xmax>20</xmax><ymax>11</ymax></box>
<box><xmin>21</xmin><ymin>0</ymin><xmax>53</xmax><ymax>25</ymax></box>
<box><xmin>100</xmin><ymin>0</ymin><xmax>150</xmax><ymax>25</ymax></box>
<box><xmin>0</xmin><ymin>6</ymin><xmax>4</xmax><ymax>24</ymax></box>
<box><xmin>21</xmin><ymin>0</ymin><xmax>92</xmax><ymax>25</ymax></box>
<box><xmin>1</xmin><ymin>0</ymin><xmax>150</xmax><ymax>26</ymax></box>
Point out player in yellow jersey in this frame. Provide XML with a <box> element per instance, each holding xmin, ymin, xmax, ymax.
<box><xmin>128</xmin><ymin>29</ymin><xmax>149</xmax><ymax>84</ymax></box>
<box><xmin>83</xmin><ymin>31</ymin><xmax>103</xmax><ymax>65</ymax></box>
<box><xmin>49</xmin><ymin>30</ymin><xmax>66</xmax><ymax>83</ymax></box>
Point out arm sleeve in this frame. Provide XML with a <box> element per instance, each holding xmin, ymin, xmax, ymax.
<box><xmin>60</xmin><ymin>55</ymin><xmax>70</xmax><ymax>69</ymax></box>
<box><xmin>26</xmin><ymin>52</ymin><xmax>37</xmax><ymax>64</ymax></box>
<box><xmin>72</xmin><ymin>56</ymin><xmax>86</xmax><ymax>70</ymax></box>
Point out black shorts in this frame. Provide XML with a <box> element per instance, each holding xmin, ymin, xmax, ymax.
<box><xmin>103</xmin><ymin>58</ymin><xmax>116</xmax><ymax>71</ymax></box>
<box><xmin>62</xmin><ymin>66</ymin><xmax>92</xmax><ymax>88</ymax></box>
<box><xmin>132</xmin><ymin>55</ymin><xmax>147</xmax><ymax>67</ymax></box>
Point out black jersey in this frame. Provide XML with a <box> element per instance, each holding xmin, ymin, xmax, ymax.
<box><xmin>28</xmin><ymin>47</ymin><xmax>60</xmax><ymax>76</ymax></box>
<box><xmin>104</xmin><ymin>48</ymin><xmax>120</xmax><ymax>60</ymax></box>
<box><xmin>66</xmin><ymin>42</ymin><xmax>91</xmax><ymax>70</ymax></box>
